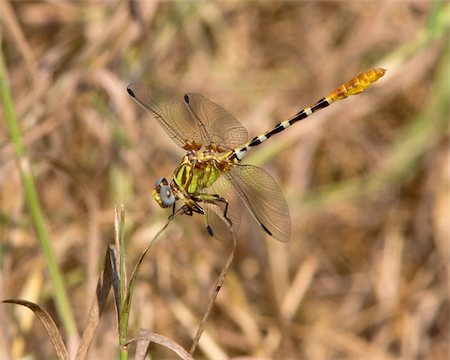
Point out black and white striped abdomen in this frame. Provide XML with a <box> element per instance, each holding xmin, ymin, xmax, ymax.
<box><xmin>229</xmin><ymin>68</ymin><xmax>385</xmax><ymax>162</ymax></box>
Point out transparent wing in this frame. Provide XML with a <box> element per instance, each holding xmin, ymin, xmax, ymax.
<box><xmin>203</xmin><ymin>174</ymin><xmax>244</xmax><ymax>242</ymax></box>
<box><xmin>184</xmin><ymin>93</ymin><xmax>248</xmax><ymax>152</ymax></box>
<box><xmin>127</xmin><ymin>82</ymin><xmax>203</xmax><ymax>150</ymax></box>
<box><xmin>227</xmin><ymin>164</ymin><xmax>291</xmax><ymax>242</ymax></box>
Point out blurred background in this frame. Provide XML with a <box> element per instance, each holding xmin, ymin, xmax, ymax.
<box><xmin>0</xmin><ymin>1</ymin><xmax>448</xmax><ymax>359</ymax></box>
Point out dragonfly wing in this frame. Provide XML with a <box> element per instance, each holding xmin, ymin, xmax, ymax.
<box><xmin>202</xmin><ymin>174</ymin><xmax>244</xmax><ymax>242</ymax></box>
<box><xmin>127</xmin><ymin>82</ymin><xmax>203</xmax><ymax>149</ymax></box>
<box><xmin>184</xmin><ymin>93</ymin><xmax>248</xmax><ymax>151</ymax></box>
<box><xmin>228</xmin><ymin>164</ymin><xmax>291</xmax><ymax>242</ymax></box>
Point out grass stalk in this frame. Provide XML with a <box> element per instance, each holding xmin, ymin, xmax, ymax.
<box><xmin>114</xmin><ymin>205</ymin><xmax>128</xmax><ymax>360</ymax></box>
<box><xmin>0</xmin><ymin>46</ymin><xmax>78</xmax><ymax>340</ymax></box>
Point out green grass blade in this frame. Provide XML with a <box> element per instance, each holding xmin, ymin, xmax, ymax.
<box><xmin>0</xmin><ymin>47</ymin><xmax>78</xmax><ymax>340</ymax></box>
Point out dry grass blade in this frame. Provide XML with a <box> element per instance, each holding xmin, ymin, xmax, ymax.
<box><xmin>280</xmin><ymin>256</ymin><xmax>319</xmax><ymax>322</ymax></box>
<box><xmin>0</xmin><ymin>1</ymin><xmax>37</xmax><ymax>81</ymax></box>
<box><xmin>2</xmin><ymin>299</ymin><xmax>69</xmax><ymax>360</ymax></box>
<box><xmin>109</xmin><ymin>245</ymin><xmax>121</xmax><ymax>321</ymax></box>
<box><xmin>114</xmin><ymin>204</ymin><xmax>127</xmax><ymax>312</ymax></box>
<box><xmin>127</xmin><ymin>328</ymin><xmax>193</xmax><ymax>360</ymax></box>
<box><xmin>127</xmin><ymin>0</ymin><xmax>145</xmax><ymax>29</ymax></box>
<box><xmin>189</xmin><ymin>227</ymin><xmax>238</xmax><ymax>356</ymax></box>
<box><xmin>75</xmin><ymin>246</ymin><xmax>116</xmax><ymax>360</ymax></box>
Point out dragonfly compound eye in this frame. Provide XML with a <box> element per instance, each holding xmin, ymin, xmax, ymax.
<box><xmin>155</xmin><ymin>177</ymin><xmax>168</xmax><ymax>187</ymax></box>
<box><xmin>159</xmin><ymin>185</ymin><xmax>175</xmax><ymax>207</ymax></box>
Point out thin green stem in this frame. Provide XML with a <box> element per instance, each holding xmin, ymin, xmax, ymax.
<box><xmin>115</xmin><ymin>205</ymin><xmax>127</xmax><ymax>349</ymax></box>
<box><xmin>0</xmin><ymin>46</ymin><xmax>77</xmax><ymax>339</ymax></box>
<box><xmin>119</xmin><ymin>346</ymin><xmax>128</xmax><ymax>360</ymax></box>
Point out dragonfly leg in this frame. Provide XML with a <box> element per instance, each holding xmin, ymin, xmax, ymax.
<box><xmin>174</xmin><ymin>201</ymin><xmax>204</xmax><ymax>217</ymax></box>
<box><xmin>203</xmin><ymin>194</ymin><xmax>232</xmax><ymax>226</ymax></box>
<box><xmin>169</xmin><ymin>204</ymin><xmax>192</xmax><ymax>218</ymax></box>
<box><xmin>215</xmin><ymin>195</ymin><xmax>230</xmax><ymax>221</ymax></box>
<box><xmin>190</xmin><ymin>202</ymin><xmax>204</xmax><ymax>215</ymax></box>
<box><xmin>183</xmin><ymin>208</ymin><xmax>193</xmax><ymax>216</ymax></box>
<box><xmin>200</xmin><ymin>193</ymin><xmax>233</xmax><ymax>239</ymax></box>
<box><xmin>169</xmin><ymin>203</ymin><xmax>186</xmax><ymax>218</ymax></box>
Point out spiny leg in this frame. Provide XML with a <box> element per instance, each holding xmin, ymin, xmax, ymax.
<box><xmin>169</xmin><ymin>203</ymin><xmax>202</xmax><ymax>219</ymax></box>
<box><xmin>201</xmin><ymin>194</ymin><xmax>231</xmax><ymax>237</ymax></box>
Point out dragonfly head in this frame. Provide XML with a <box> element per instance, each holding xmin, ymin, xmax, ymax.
<box><xmin>153</xmin><ymin>177</ymin><xmax>176</xmax><ymax>208</ymax></box>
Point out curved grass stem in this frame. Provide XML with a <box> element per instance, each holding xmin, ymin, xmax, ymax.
<box><xmin>0</xmin><ymin>41</ymin><xmax>78</xmax><ymax>341</ymax></box>
<box><xmin>189</xmin><ymin>227</ymin><xmax>238</xmax><ymax>356</ymax></box>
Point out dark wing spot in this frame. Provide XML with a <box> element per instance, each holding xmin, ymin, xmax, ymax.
<box><xmin>127</xmin><ymin>87</ymin><xmax>135</xmax><ymax>97</ymax></box>
<box><xmin>260</xmin><ymin>223</ymin><xmax>273</xmax><ymax>236</ymax></box>
<box><xmin>207</xmin><ymin>225</ymin><xmax>214</xmax><ymax>237</ymax></box>
<box><xmin>184</xmin><ymin>94</ymin><xmax>190</xmax><ymax>103</ymax></box>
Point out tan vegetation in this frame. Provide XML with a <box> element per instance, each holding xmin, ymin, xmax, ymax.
<box><xmin>0</xmin><ymin>1</ymin><xmax>448</xmax><ymax>359</ymax></box>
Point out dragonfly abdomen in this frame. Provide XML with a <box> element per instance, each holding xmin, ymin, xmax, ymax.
<box><xmin>230</xmin><ymin>68</ymin><xmax>385</xmax><ymax>162</ymax></box>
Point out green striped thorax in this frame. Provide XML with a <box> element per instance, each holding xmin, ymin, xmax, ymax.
<box><xmin>152</xmin><ymin>149</ymin><xmax>233</xmax><ymax>209</ymax></box>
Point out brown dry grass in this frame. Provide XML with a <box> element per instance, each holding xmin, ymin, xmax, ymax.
<box><xmin>1</xmin><ymin>1</ymin><xmax>448</xmax><ymax>359</ymax></box>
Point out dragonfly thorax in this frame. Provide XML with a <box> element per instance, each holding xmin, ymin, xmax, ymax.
<box><xmin>152</xmin><ymin>150</ymin><xmax>233</xmax><ymax>210</ymax></box>
<box><xmin>174</xmin><ymin>151</ymin><xmax>233</xmax><ymax>196</ymax></box>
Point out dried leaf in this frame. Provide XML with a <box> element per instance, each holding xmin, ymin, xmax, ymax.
<box><xmin>3</xmin><ymin>299</ymin><xmax>69</xmax><ymax>360</ymax></box>
<box><xmin>75</xmin><ymin>246</ymin><xmax>116</xmax><ymax>360</ymax></box>
<box><xmin>127</xmin><ymin>328</ymin><xmax>193</xmax><ymax>360</ymax></box>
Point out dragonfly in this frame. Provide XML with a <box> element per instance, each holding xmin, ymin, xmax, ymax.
<box><xmin>127</xmin><ymin>68</ymin><xmax>385</xmax><ymax>243</ymax></box>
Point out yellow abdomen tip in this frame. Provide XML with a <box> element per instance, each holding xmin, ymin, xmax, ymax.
<box><xmin>372</xmin><ymin>67</ymin><xmax>387</xmax><ymax>80</ymax></box>
<box><xmin>328</xmin><ymin>67</ymin><xmax>387</xmax><ymax>101</ymax></box>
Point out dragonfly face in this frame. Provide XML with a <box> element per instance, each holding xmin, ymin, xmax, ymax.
<box><xmin>153</xmin><ymin>177</ymin><xmax>176</xmax><ymax>208</ymax></box>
